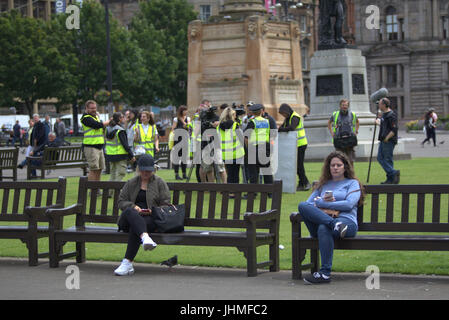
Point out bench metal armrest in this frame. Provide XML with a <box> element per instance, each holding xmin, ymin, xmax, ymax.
<box><xmin>290</xmin><ymin>212</ymin><xmax>303</xmax><ymax>223</ymax></box>
<box><xmin>24</xmin><ymin>204</ymin><xmax>64</xmax><ymax>218</ymax></box>
<box><xmin>45</xmin><ymin>203</ymin><xmax>83</xmax><ymax>219</ymax></box>
<box><xmin>244</xmin><ymin>209</ymin><xmax>279</xmax><ymax>223</ymax></box>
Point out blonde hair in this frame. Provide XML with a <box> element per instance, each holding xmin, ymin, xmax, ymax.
<box><xmin>219</xmin><ymin>107</ymin><xmax>236</xmax><ymax>123</ymax></box>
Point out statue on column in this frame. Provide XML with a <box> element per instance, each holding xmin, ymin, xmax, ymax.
<box><xmin>318</xmin><ymin>0</ymin><xmax>350</xmax><ymax>50</ymax></box>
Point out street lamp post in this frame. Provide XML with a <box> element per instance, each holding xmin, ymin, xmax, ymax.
<box><xmin>102</xmin><ymin>0</ymin><xmax>113</xmax><ymax>117</ymax></box>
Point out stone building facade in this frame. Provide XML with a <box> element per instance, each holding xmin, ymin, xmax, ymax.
<box><xmin>354</xmin><ymin>0</ymin><xmax>449</xmax><ymax>118</ymax></box>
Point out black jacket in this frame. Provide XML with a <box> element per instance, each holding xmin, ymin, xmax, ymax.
<box><xmin>278</xmin><ymin>104</ymin><xmax>300</xmax><ymax>132</ymax></box>
<box><xmin>31</xmin><ymin>121</ymin><xmax>46</xmax><ymax>150</ymax></box>
<box><xmin>378</xmin><ymin>110</ymin><xmax>398</xmax><ymax>144</ymax></box>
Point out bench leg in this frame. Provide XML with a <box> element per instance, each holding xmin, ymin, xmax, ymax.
<box><xmin>310</xmin><ymin>248</ymin><xmax>319</xmax><ymax>273</ymax></box>
<box><xmin>27</xmin><ymin>236</ymin><xmax>38</xmax><ymax>267</ymax></box>
<box><xmin>246</xmin><ymin>246</ymin><xmax>257</xmax><ymax>277</ymax></box>
<box><xmin>292</xmin><ymin>238</ymin><xmax>301</xmax><ymax>280</ymax></box>
<box><xmin>76</xmin><ymin>242</ymin><xmax>86</xmax><ymax>263</ymax></box>
<box><xmin>49</xmin><ymin>235</ymin><xmax>60</xmax><ymax>268</ymax></box>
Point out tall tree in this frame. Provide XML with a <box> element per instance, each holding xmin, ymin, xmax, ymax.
<box><xmin>0</xmin><ymin>10</ymin><xmax>72</xmax><ymax>117</ymax></box>
<box><xmin>130</xmin><ymin>0</ymin><xmax>197</xmax><ymax>107</ymax></box>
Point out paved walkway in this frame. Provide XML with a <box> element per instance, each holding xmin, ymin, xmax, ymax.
<box><xmin>0</xmin><ymin>258</ymin><xmax>448</xmax><ymax>300</ymax></box>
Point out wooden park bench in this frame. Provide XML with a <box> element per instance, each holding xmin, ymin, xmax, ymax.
<box><xmin>0</xmin><ymin>147</ymin><xmax>19</xmax><ymax>181</ymax></box>
<box><xmin>26</xmin><ymin>145</ymin><xmax>87</xmax><ymax>180</ymax></box>
<box><xmin>291</xmin><ymin>184</ymin><xmax>449</xmax><ymax>279</ymax></box>
<box><xmin>46</xmin><ymin>177</ymin><xmax>283</xmax><ymax>276</ymax></box>
<box><xmin>0</xmin><ymin>177</ymin><xmax>66</xmax><ymax>266</ymax></box>
<box><xmin>154</xmin><ymin>142</ymin><xmax>171</xmax><ymax>169</ymax></box>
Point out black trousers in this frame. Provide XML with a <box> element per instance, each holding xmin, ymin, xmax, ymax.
<box><xmin>225</xmin><ymin>162</ymin><xmax>241</xmax><ymax>184</ymax></box>
<box><xmin>297</xmin><ymin>145</ymin><xmax>309</xmax><ymax>187</ymax></box>
<box><xmin>118</xmin><ymin>208</ymin><xmax>157</xmax><ymax>261</ymax></box>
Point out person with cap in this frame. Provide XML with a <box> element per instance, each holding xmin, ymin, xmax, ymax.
<box><xmin>244</xmin><ymin>104</ymin><xmax>273</xmax><ymax>188</ymax></box>
<box><xmin>278</xmin><ymin>103</ymin><xmax>311</xmax><ymax>191</ymax></box>
<box><xmin>114</xmin><ymin>154</ymin><xmax>171</xmax><ymax>276</ymax></box>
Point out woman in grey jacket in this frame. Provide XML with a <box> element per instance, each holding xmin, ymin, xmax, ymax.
<box><xmin>114</xmin><ymin>154</ymin><xmax>171</xmax><ymax>276</ymax></box>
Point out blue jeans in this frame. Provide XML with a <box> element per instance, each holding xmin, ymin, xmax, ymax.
<box><xmin>377</xmin><ymin>141</ymin><xmax>398</xmax><ymax>182</ymax></box>
<box><xmin>298</xmin><ymin>202</ymin><xmax>357</xmax><ymax>276</ymax></box>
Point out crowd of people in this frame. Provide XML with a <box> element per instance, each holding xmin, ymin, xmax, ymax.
<box><xmin>8</xmin><ymin>98</ymin><xmax>407</xmax><ymax>281</ymax></box>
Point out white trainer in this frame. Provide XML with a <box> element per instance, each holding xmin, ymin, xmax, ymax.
<box><xmin>142</xmin><ymin>235</ymin><xmax>157</xmax><ymax>251</ymax></box>
<box><xmin>114</xmin><ymin>259</ymin><xmax>135</xmax><ymax>276</ymax></box>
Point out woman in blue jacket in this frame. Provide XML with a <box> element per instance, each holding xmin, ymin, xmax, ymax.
<box><xmin>298</xmin><ymin>151</ymin><xmax>364</xmax><ymax>284</ymax></box>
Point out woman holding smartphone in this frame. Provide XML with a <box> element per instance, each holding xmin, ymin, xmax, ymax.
<box><xmin>297</xmin><ymin>151</ymin><xmax>364</xmax><ymax>284</ymax></box>
<box><xmin>114</xmin><ymin>154</ymin><xmax>171</xmax><ymax>276</ymax></box>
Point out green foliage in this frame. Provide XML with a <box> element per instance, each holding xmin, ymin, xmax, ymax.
<box><xmin>130</xmin><ymin>0</ymin><xmax>197</xmax><ymax>107</ymax></box>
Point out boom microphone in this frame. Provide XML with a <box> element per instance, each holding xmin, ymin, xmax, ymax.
<box><xmin>370</xmin><ymin>88</ymin><xmax>389</xmax><ymax>103</ymax></box>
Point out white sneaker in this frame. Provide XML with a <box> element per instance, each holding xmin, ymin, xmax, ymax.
<box><xmin>114</xmin><ymin>259</ymin><xmax>134</xmax><ymax>276</ymax></box>
<box><xmin>334</xmin><ymin>222</ymin><xmax>348</xmax><ymax>238</ymax></box>
<box><xmin>142</xmin><ymin>235</ymin><xmax>157</xmax><ymax>251</ymax></box>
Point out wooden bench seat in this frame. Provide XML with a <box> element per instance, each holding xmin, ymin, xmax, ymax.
<box><xmin>291</xmin><ymin>184</ymin><xmax>449</xmax><ymax>279</ymax></box>
<box><xmin>26</xmin><ymin>145</ymin><xmax>87</xmax><ymax>179</ymax></box>
<box><xmin>0</xmin><ymin>178</ymin><xmax>66</xmax><ymax>266</ymax></box>
<box><xmin>46</xmin><ymin>177</ymin><xmax>283</xmax><ymax>276</ymax></box>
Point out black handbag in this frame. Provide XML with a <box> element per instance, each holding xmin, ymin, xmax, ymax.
<box><xmin>333</xmin><ymin>134</ymin><xmax>358</xmax><ymax>149</ymax></box>
<box><xmin>152</xmin><ymin>204</ymin><xmax>185</xmax><ymax>233</ymax></box>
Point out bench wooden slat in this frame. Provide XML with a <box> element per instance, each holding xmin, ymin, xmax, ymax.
<box><xmin>386</xmin><ymin>193</ymin><xmax>394</xmax><ymax>222</ymax></box>
<box><xmin>432</xmin><ymin>193</ymin><xmax>441</xmax><ymax>223</ymax></box>
<box><xmin>233</xmin><ymin>193</ymin><xmax>242</xmax><ymax>220</ymax></box>
<box><xmin>24</xmin><ymin>189</ymin><xmax>32</xmax><ymax>208</ymax></box>
<box><xmin>2</xmin><ymin>189</ymin><xmax>9</xmax><ymax>214</ymax></box>
<box><xmin>401</xmin><ymin>193</ymin><xmax>410</xmax><ymax>223</ymax></box>
<box><xmin>35</xmin><ymin>189</ymin><xmax>43</xmax><ymax>207</ymax></box>
<box><xmin>195</xmin><ymin>191</ymin><xmax>204</xmax><ymax>219</ymax></box>
<box><xmin>208</xmin><ymin>191</ymin><xmax>217</xmax><ymax>219</ymax></box>
<box><xmin>12</xmin><ymin>189</ymin><xmax>21</xmax><ymax>213</ymax></box>
<box><xmin>46</xmin><ymin>189</ymin><xmax>54</xmax><ymax>207</ymax></box>
<box><xmin>183</xmin><ymin>191</ymin><xmax>192</xmax><ymax>219</ymax></box>
<box><xmin>417</xmin><ymin>193</ymin><xmax>425</xmax><ymax>223</ymax></box>
<box><xmin>100</xmin><ymin>191</ymin><xmax>109</xmax><ymax>216</ymax></box>
<box><xmin>370</xmin><ymin>193</ymin><xmax>379</xmax><ymax>223</ymax></box>
<box><xmin>112</xmin><ymin>190</ymin><xmax>120</xmax><ymax>217</ymax></box>
<box><xmin>220</xmin><ymin>192</ymin><xmax>229</xmax><ymax>219</ymax></box>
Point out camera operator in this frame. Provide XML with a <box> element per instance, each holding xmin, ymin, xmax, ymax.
<box><xmin>194</xmin><ymin>104</ymin><xmax>223</xmax><ymax>182</ymax></box>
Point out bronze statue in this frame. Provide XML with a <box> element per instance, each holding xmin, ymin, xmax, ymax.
<box><xmin>318</xmin><ymin>0</ymin><xmax>348</xmax><ymax>50</ymax></box>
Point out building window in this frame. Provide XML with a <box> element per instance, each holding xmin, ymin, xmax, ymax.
<box><xmin>199</xmin><ymin>5</ymin><xmax>211</xmax><ymax>22</ymax></box>
<box><xmin>299</xmin><ymin>15</ymin><xmax>307</xmax><ymax>33</ymax></box>
<box><xmin>301</xmin><ymin>46</ymin><xmax>308</xmax><ymax>71</ymax></box>
<box><xmin>386</xmin><ymin>65</ymin><xmax>397</xmax><ymax>87</ymax></box>
<box><xmin>33</xmin><ymin>1</ymin><xmax>46</xmax><ymax>19</ymax></box>
<box><xmin>0</xmin><ymin>0</ymin><xmax>8</xmax><ymax>13</ymax></box>
<box><xmin>386</xmin><ymin>6</ymin><xmax>398</xmax><ymax>41</ymax></box>
<box><xmin>443</xmin><ymin>16</ymin><xmax>449</xmax><ymax>39</ymax></box>
<box><xmin>15</xmin><ymin>0</ymin><xmax>27</xmax><ymax>16</ymax></box>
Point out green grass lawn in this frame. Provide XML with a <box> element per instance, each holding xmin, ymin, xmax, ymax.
<box><xmin>1</xmin><ymin>157</ymin><xmax>449</xmax><ymax>275</ymax></box>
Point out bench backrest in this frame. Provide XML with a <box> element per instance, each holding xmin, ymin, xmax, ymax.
<box><xmin>75</xmin><ymin>176</ymin><xmax>283</xmax><ymax>228</ymax></box>
<box><xmin>0</xmin><ymin>177</ymin><xmax>66</xmax><ymax>222</ymax></box>
<box><xmin>43</xmin><ymin>146</ymin><xmax>86</xmax><ymax>165</ymax></box>
<box><xmin>358</xmin><ymin>185</ymin><xmax>449</xmax><ymax>233</ymax></box>
<box><xmin>0</xmin><ymin>147</ymin><xmax>19</xmax><ymax>169</ymax></box>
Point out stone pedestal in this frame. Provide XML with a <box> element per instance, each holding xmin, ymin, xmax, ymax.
<box><xmin>304</xmin><ymin>48</ymin><xmax>409</xmax><ymax>161</ymax></box>
<box><xmin>273</xmin><ymin>131</ymin><xmax>297</xmax><ymax>193</ymax></box>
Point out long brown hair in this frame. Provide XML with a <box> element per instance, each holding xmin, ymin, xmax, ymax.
<box><xmin>315</xmin><ymin>151</ymin><xmax>365</xmax><ymax>205</ymax></box>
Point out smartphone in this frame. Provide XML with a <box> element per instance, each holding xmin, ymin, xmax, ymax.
<box><xmin>324</xmin><ymin>190</ymin><xmax>333</xmax><ymax>198</ymax></box>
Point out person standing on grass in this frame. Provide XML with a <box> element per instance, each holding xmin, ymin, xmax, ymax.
<box><xmin>298</xmin><ymin>151</ymin><xmax>364</xmax><ymax>285</ymax></box>
<box><xmin>376</xmin><ymin>98</ymin><xmax>400</xmax><ymax>184</ymax></box>
<box><xmin>81</xmin><ymin>100</ymin><xmax>109</xmax><ymax>182</ymax></box>
<box><xmin>114</xmin><ymin>154</ymin><xmax>171</xmax><ymax>276</ymax></box>
<box><xmin>105</xmin><ymin>112</ymin><xmax>136</xmax><ymax>184</ymax></box>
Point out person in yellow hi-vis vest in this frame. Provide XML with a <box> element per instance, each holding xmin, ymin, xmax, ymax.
<box><xmin>244</xmin><ymin>104</ymin><xmax>273</xmax><ymax>187</ymax></box>
<box><xmin>81</xmin><ymin>100</ymin><xmax>109</xmax><ymax>182</ymax></box>
<box><xmin>278</xmin><ymin>103</ymin><xmax>310</xmax><ymax>191</ymax></box>
<box><xmin>106</xmin><ymin>112</ymin><xmax>136</xmax><ymax>184</ymax></box>
<box><xmin>134</xmin><ymin>111</ymin><xmax>159</xmax><ymax>158</ymax></box>
<box><xmin>327</xmin><ymin>99</ymin><xmax>359</xmax><ymax>166</ymax></box>
<box><xmin>217</xmin><ymin>107</ymin><xmax>244</xmax><ymax>186</ymax></box>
